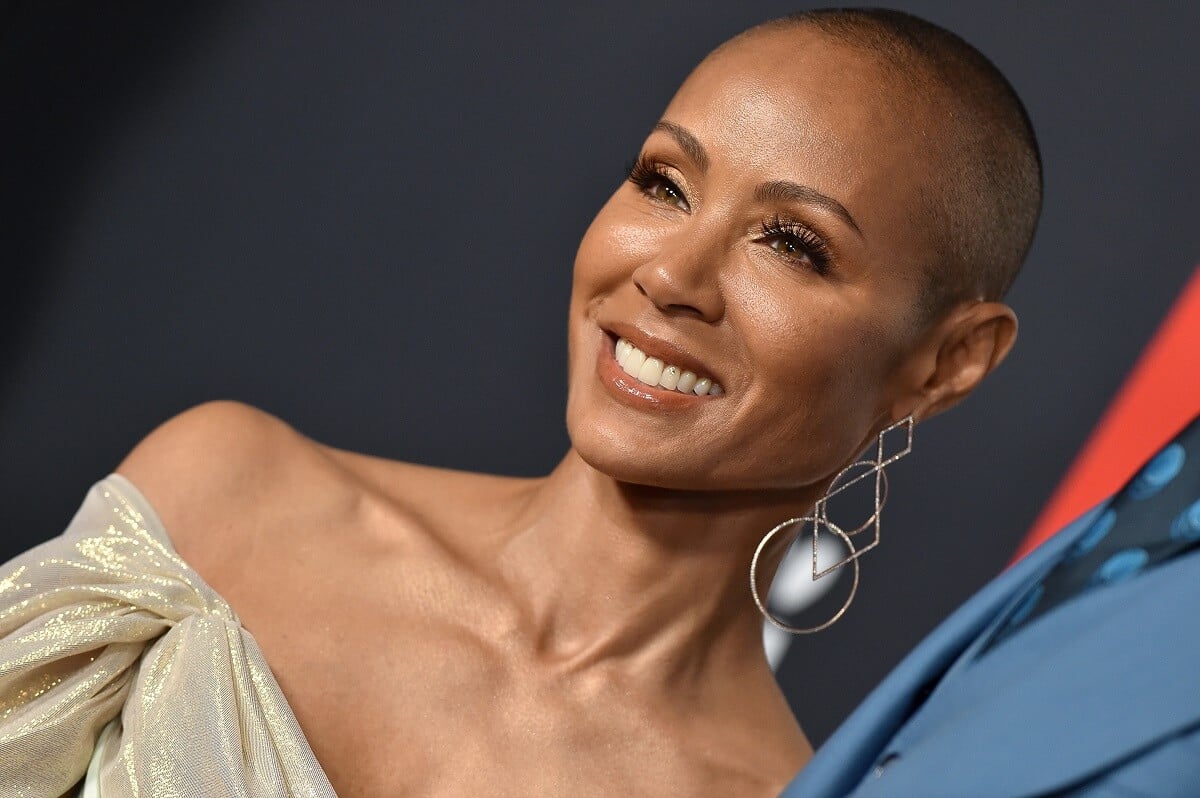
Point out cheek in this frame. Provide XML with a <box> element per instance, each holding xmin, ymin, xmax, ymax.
<box><xmin>571</xmin><ymin>194</ymin><xmax>669</xmax><ymax>297</ymax></box>
<box><xmin>733</xmin><ymin>276</ymin><xmax>886</xmax><ymax>393</ymax></box>
<box><xmin>723</xmin><ymin>282</ymin><xmax>895</xmax><ymax>479</ymax></box>
<box><xmin>569</xmin><ymin>195</ymin><xmax>646</xmax><ymax>371</ymax></box>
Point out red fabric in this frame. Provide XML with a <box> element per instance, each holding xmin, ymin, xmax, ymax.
<box><xmin>1012</xmin><ymin>265</ymin><xmax>1200</xmax><ymax>563</ymax></box>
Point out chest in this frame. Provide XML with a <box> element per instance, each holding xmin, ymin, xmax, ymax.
<box><xmin>201</xmin><ymin>505</ymin><xmax>795</xmax><ymax>797</ymax></box>
<box><xmin>246</xmin><ymin>603</ymin><xmax>749</xmax><ymax>797</ymax></box>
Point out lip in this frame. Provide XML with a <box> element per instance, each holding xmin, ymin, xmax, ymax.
<box><xmin>595</xmin><ymin>324</ymin><xmax>723</xmax><ymax>410</ymax></box>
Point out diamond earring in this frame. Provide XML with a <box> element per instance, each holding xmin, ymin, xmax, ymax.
<box><xmin>750</xmin><ymin>415</ymin><xmax>915</xmax><ymax>634</ymax></box>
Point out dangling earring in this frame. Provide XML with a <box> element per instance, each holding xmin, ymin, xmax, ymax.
<box><xmin>750</xmin><ymin>415</ymin><xmax>915</xmax><ymax>634</ymax></box>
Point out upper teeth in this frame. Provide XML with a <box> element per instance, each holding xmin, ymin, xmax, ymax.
<box><xmin>614</xmin><ymin>337</ymin><xmax>723</xmax><ymax>397</ymax></box>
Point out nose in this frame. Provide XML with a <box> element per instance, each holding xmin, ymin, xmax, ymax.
<box><xmin>630</xmin><ymin>232</ymin><xmax>726</xmax><ymax>323</ymax></box>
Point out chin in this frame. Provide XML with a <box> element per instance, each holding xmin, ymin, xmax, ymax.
<box><xmin>565</xmin><ymin>410</ymin><xmax>705</xmax><ymax>490</ymax></box>
<box><xmin>573</xmin><ymin>441</ymin><xmax>704</xmax><ymax>490</ymax></box>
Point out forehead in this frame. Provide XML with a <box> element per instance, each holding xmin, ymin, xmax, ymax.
<box><xmin>662</xmin><ymin>28</ymin><xmax>937</xmax><ymax>240</ymax></box>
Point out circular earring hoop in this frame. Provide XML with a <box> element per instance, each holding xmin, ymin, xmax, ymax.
<box><xmin>749</xmin><ymin>515</ymin><xmax>861</xmax><ymax>635</ymax></box>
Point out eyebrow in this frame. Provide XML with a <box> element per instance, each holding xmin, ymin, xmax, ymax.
<box><xmin>755</xmin><ymin>181</ymin><xmax>863</xmax><ymax>238</ymax></box>
<box><xmin>653</xmin><ymin>120</ymin><xmax>710</xmax><ymax>172</ymax></box>
<box><xmin>652</xmin><ymin>119</ymin><xmax>863</xmax><ymax>239</ymax></box>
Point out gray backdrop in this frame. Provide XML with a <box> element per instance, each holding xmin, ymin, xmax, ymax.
<box><xmin>3</xmin><ymin>1</ymin><xmax>1198</xmax><ymax>745</ymax></box>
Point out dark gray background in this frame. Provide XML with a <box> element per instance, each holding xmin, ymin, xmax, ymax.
<box><xmin>2</xmin><ymin>1</ymin><xmax>1197</xmax><ymax>745</ymax></box>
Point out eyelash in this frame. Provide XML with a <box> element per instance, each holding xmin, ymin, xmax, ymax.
<box><xmin>625</xmin><ymin>155</ymin><xmax>683</xmax><ymax>205</ymax></box>
<box><xmin>760</xmin><ymin>214</ymin><xmax>833</xmax><ymax>276</ymax></box>
<box><xmin>624</xmin><ymin>156</ymin><xmax>834</xmax><ymax>277</ymax></box>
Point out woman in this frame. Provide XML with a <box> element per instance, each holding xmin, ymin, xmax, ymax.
<box><xmin>0</xmin><ymin>9</ymin><xmax>1038</xmax><ymax>797</ymax></box>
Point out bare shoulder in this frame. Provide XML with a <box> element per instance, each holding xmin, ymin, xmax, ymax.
<box><xmin>118</xmin><ymin>400</ymin><xmax>310</xmax><ymax>493</ymax></box>
<box><xmin>115</xmin><ymin>400</ymin><xmax>353</xmax><ymax>580</ymax></box>
<box><xmin>114</xmin><ymin>401</ymin><xmax>525</xmax><ymax>585</ymax></box>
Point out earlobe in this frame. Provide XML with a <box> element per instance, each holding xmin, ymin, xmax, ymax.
<box><xmin>899</xmin><ymin>301</ymin><xmax>1018</xmax><ymax>423</ymax></box>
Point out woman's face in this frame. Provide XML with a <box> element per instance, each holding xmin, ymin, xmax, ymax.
<box><xmin>565</xmin><ymin>28</ymin><xmax>943</xmax><ymax>491</ymax></box>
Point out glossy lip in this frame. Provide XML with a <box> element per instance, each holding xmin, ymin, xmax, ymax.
<box><xmin>595</xmin><ymin>326</ymin><xmax>723</xmax><ymax>410</ymax></box>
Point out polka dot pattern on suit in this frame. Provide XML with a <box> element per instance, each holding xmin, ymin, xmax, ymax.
<box><xmin>982</xmin><ymin>416</ymin><xmax>1200</xmax><ymax>655</ymax></box>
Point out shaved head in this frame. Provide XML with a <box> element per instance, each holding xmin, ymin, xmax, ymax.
<box><xmin>728</xmin><ymin>8</ymin><xmax>1042</xmax><ymax>319</ymax></box>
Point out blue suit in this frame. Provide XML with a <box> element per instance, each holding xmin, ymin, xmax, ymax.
<box><xmin>782</xmin><ymin>454</ymin><xmax>1200</xmax><ymax>795</ymax></box>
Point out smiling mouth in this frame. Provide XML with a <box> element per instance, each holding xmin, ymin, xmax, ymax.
<box><xmin>609</xmin><ymin>334</ymin><xmax>724</xmax><ymax>397</ymax></box>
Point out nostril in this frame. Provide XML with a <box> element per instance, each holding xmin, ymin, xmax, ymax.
<box><xmin>665</xmin><ymin>302</ymin><xmax>706</xmax><ymax>319</ymax></box>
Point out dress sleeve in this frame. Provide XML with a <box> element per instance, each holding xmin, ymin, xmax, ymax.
<box><xmin>0</xmin><ymin>475</ymin><xmax>336</xmax><ymax>798</ymax></box>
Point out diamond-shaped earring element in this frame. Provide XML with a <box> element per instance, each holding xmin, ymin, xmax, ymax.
<box><xmin>750</xmin><ymin>415</ymin><xmax>915</xmax><ymax>634</ymax></box>
<box><xmin>811</xmin><ymin>414</ymin><xmax>914</xmax><ymax>578</ymax></box>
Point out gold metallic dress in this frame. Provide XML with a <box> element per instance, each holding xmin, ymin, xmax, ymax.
<box><xmin>0</xmin><ymin>475</ymin><xmax>336</xmax><ymax>797</ymax></box>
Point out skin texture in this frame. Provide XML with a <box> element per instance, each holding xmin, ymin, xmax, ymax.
<box><xmin>118</xmin><ymin>26</ymin><xmax>1017</xmax><ymax>798</ymax></box>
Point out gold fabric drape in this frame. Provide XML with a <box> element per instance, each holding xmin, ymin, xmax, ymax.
<box><xmin>0</xmin><ymin>475</ymin><xmax>336</xmax><ymax>797</ymax></box>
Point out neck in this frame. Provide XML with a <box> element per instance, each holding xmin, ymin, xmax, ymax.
<box><xmin>493</xmin><ymin>448</ymin><xmax>823</xmax><ymax>687</ymax></box>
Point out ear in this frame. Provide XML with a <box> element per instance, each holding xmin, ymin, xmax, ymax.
<box><xmin>893</xmin><ymin>301</ymin><xmax>1018</xmax><ymax>423</ymax></box>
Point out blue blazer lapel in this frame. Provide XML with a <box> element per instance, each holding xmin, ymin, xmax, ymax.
<box><xmin>850</xmin><ymin>544</ymin><xmax>1200</xmax><ymax>797</ymax></box>
<box><xmin>781</xmin><ymin>504</ymin><xmax>1108</xmax><ymax>798</ymax></box>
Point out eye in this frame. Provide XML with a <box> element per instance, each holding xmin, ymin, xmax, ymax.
<box><xmin>759</xmin><ymin>215</ymin><xmax>833</xmax><ymax>276</ymax></box>
<box><xmin>625</xmin><ymin>156</ymin><xmax>690</xmax><ymax>212</ymax></box>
